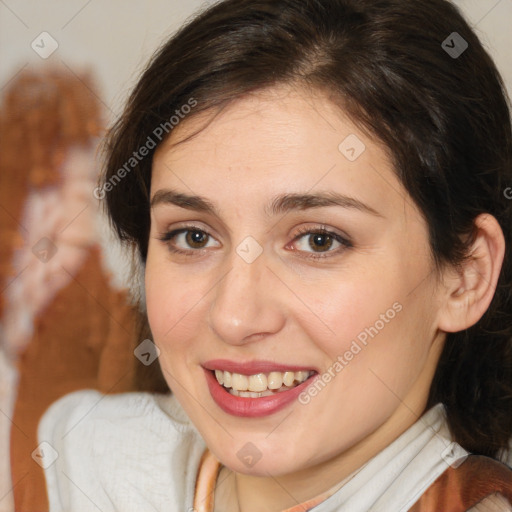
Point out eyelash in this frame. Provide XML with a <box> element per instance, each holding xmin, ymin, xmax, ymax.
<box><xmin>157</xmin><ymin>224</ymin><xmax>352</xmax><ymax>260</ymax></box>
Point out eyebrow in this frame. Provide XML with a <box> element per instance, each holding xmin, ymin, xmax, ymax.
<box><xmin>150</xmin><ymin>189</ymin><xmax>382</xmax><ymax>217</ymax></box>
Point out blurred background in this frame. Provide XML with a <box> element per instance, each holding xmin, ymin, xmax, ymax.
<box><xmin>0</xmin><ymin>0</ymin><xmax>510</xmax><ymax>511</ymax></box>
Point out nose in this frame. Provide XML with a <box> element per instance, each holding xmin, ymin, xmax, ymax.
<box><xmin>208</xmin><ymin>248</ymin><xmax>286</xmax><ymax>346</ymax></box>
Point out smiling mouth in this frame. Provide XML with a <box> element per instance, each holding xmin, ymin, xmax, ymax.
<box><xmin>213</xmin><ymin>369</ymin><xmax>316</xmax><ymax>398</ymax></box>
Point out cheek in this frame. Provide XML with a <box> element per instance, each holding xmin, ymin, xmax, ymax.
<box><xmin>300</xmin><ymin>269</ymin><xmax>404</xmax><ymax>358</ymax></box>
<box><xmin>145</xmin><ymin>258</ymin><xmax>199</xmax><ymax>344</ymax></box>
<box><xmin>144</xmin><ymin>255</ymin><xmax>219</xmax><ymax>372</ymax></box>
<box><xmin>302</xmin><ymin>262</ymin><xmax>434</xmax><ymax>388</ymax></box>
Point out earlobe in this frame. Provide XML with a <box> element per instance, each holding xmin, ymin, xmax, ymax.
<box><xmin>437</xmin><ymin>214</ymin><xmax>505</xmax><ymax>333</ymax></box>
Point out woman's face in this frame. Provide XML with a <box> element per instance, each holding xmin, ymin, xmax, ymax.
<box><xmin>146</xmin><ymin>85</ymin><xmax>446</xmax><ymax>478</ymax></box>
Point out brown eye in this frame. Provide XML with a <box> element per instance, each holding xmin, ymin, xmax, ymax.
<box><xmin>308</xmin><ymin>233</ymin><xmax>334</xmax><ymax>252</ymax></box>
<box><xmin>186</xmin><ymin>230</ymin><xmax>209</xmax><ymax>248</ymax></box>
<box><xmin>158</xmin><ymin>226</ymin><xmax>220</xmax><ymax>254</ymax></box>
<box><xmin>290</xmin><ymin>227</ymin><xmax>352</xmax><ymax>259</ymax></box>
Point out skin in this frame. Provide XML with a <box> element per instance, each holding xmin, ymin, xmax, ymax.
<box><xmin>145</xmin><ymin>85</ymin><xmax>504</xmax><ymax>511</ymax></box>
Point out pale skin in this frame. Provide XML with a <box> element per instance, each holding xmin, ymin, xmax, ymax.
<box><xmin>145</xmin><ymin>85</ymin><xmax>505</xmax><ymax>512</ymax></box>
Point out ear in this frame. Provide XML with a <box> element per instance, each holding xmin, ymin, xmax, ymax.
<box><xmin>437</xmin><ymin>213</ymin><xmax>505</xmax><ymax>333</ymax></box>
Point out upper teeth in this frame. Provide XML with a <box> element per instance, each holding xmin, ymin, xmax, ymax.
<box><xmin>214</xmin><ymin>370</ymin><xmax>312</xmax><ymax>392</ymax></box>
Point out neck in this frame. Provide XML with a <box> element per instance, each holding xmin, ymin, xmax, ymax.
<box><xmin>216</xmin><ymin>396</ymin><xmax>428</xmax><ymax>512</ymax></box>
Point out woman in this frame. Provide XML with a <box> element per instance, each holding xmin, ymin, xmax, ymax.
<box><xmin>38</xmin><ymin>0</ymin><xmax>512</xmax><ymax>510</ymax></box>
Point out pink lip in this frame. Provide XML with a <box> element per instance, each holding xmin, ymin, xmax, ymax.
<box><xmin>203</xmin><ymin>366</ymin><xmax>318</xmax><ymax>418</ymax></box>
<box><xmin>202</xmin><ymin>359</ymin><xmax>317</xmax><ymax>375</ymax></box>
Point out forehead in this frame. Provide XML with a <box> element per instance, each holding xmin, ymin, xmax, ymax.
<box><xmin>151</xmin><ymin>85</ymin><xmax>412</xmax><ymax>222</ymax></box>
<box><xmin>155</xmin><ymin>86</ymin><xmax>371</xmax><ymax>164</ymax></box>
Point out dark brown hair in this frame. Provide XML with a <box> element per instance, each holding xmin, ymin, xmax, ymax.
<box><xmin>101</xmin><ymin>0</ymin><xmax>512</xmax><ymax>458</ymax></box>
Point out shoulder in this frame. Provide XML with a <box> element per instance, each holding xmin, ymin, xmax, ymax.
<box><xmin>410</xmin><ymin>454</ymin><xmax>512</xmax><ymax>512</ymax></box>
<box><xmin>38</xmin><ymin>389</ymin><xmax>197</xmax><ymax>456</ymax></box>
<box><xmin>38</xmin><ymin>390</ymin><xmax>205</xmax><ymax>512</ymax></box>
<box><xmin>39</xmin><ymin>389</ymin><xmax>162</xmax><ymax>434</ymax></box>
